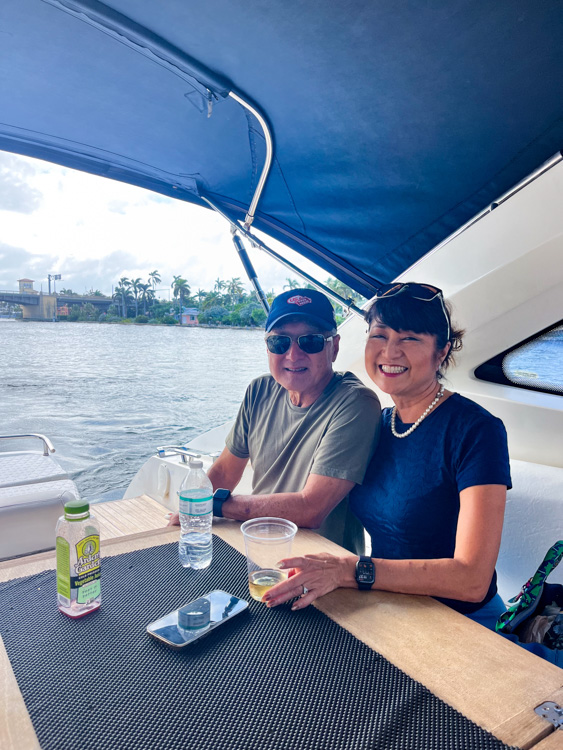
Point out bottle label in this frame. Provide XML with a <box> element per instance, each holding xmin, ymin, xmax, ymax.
<box><xmin>56</xmin><ymin>536</ymin><xmax>71</xmax><ymax>599</ymax></box>
<box><xmin>73</xmin><ymin>534</ymin><xmax>101</xmax><ymax>603</ymax></box>
<box><xmin>179</xmin><ymin>494</ymin><xmax>213</xmax><ymax>516</ymax></box>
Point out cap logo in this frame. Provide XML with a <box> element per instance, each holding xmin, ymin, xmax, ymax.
<box><xmin>287</xmin><ymin>295</ymin><xmax>312</xmax><ymax>306</ymax></box>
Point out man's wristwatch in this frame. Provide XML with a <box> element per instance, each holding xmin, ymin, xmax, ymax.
<box><xmin>355</xmin><ymin>555</ymin><xmax>376</xmax><ymax>590</ymax></box>
<box><xmin>212</xmin><ymin>488</ymin><xmax>231</xmax><ymax>517</ymax></box>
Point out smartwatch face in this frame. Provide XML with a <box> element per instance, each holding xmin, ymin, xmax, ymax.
<box><xmin>356</xmin><ymin>560</ymin><xmax>375</xmax><ymax>585</ymax></box>
<box><xmin>214</xmin><ymin>489</ymin><xmax>230</xmax><ymax>502</ymax></box>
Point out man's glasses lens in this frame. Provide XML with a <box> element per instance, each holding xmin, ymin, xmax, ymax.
<box><xmin>266</xmin><ymin>334</ymin><xmax>328</xmax><ymax>355</ymax></box>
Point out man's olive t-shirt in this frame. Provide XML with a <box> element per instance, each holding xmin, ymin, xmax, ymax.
<box><xmin>226</xmin><ymin>372</ymin><xmax>381</xmax><ymax>554</ymax></box>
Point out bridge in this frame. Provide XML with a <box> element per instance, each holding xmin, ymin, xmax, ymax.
<box><xmin>0</xmin><ymin>290</ymin><xmax>112</xmax><ymax>320</ymax></box>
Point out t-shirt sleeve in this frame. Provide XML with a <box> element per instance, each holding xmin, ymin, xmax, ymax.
<box><xmin>225</xmin><ymin>383</ymin><xmax>254</xmax><ymax>459</ymax></box>
<box><xmin>310</xmin><ymin>389</ymin><xmax>381</xmax><ymax>485</ymax></box>
<box><xmin>455</xmin><ymin>414</ymin><xmax>512</xmax><ymax>493</ymax></box>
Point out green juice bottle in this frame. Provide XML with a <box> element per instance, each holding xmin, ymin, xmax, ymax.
<box><xmin>56</xmin><ymin>499</ymin><xmax>101</xmax><ymax>618</ymax></box>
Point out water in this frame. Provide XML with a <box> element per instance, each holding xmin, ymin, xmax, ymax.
<box><xmin>503</xmin><ymin>329</ymin><xmax>563</xmax><ymax>392</ymax></box>
<box><xmin>179</xmin><ymin>532</ymin><xmax>213</xmax><ymax>570</ymax></box>
<box><xmin>0</xmin><ymin>321</ymin><xmax>268</xmax><ymax>503</ymax></box>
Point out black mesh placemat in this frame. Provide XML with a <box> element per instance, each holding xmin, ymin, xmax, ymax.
<box><xmin>0</xmin><ymin>537</ymin><xmax>518</xmax><ymax>750</ymax></box>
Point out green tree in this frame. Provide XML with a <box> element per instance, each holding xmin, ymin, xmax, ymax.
<box><xmin>283</xmin><ymin>277</ymin><xmax>302</xmax><ymax>290</ymax></box>
<box><xmin>117</xmin><ymin>276</ymin><xmax>131</xmax><ymax>317</ymax></box>
<box><xmin>138</xmin><ymin>283</ymin><xmax>154</xmax><ymax>315</ymax></box>
<box><xmin>226</xmin><ymin>277</ymin><xmax>245</xmax><ymax>309</ymax></box>
<box><xmin>172</xmin><ymin>276</ymin><xmax>191</xmax><ymax>324</ymax></box>
<box><xmin>130</xmin><ymin>277</ymin><xmax>142</xmax><ymax>318</ymax></box>
<box><xmin>148</xmin><ymin>270</ymin><xmax>161</xmax><ymax>291</ymax></box>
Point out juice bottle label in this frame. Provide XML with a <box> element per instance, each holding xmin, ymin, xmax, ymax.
<box><xmin>73</xmin><ymin>534</ymin><xmax>101</xmax><ymax>603</ymax></box>
<box><xmin>56</xmin><ymin>536</ymin><xmax>71</xmax><ymax>599</ymax></box>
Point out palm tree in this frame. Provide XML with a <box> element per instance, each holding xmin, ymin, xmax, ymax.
<box><xmin>172</xmin><ymin>276</ymin><xmax>191</xmax><ymax>324</ymax></box>
<box><xmin>138</xmin><ymin>283</ymin><xmax>154</xmax><ymax>315</ymax></box>
<box><xmin>148</xmin><ymin>270</ymin><xmax>161</xmax><ymax>291</ymax></box>
<box><xmin>129</xmin><ymin>277</ymin><xmax>143</xmax><ymax>317</ymax></box>
<box><xmin>113</xmin><ymin>282</ymin><xmax>132</xmax><ymax>318</ymax></box>
<box><xmin>195</xmin><ymin>288</ymin><xmax>207</xmax><ymax>305</ymax></box>
<box><xmin>283</xmin><ymin>277</ymin><xmax>301</xmax><ymax>290</ymax></box>
<box><xmin>227</xmin><ymin>277</ymin><xmax>244</xmax><ymax>309</ymax></box>
<box><xmin>117</xmin><ymin>277</ymin><xmax>131</xmax><ymax>317</ymax></box>
<box><xmin>214</xmin><ymin>278</ymin><xmax>226</xmax><ymax>294</ymax></box>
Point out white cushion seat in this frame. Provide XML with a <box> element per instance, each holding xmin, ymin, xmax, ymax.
<box><xmin>0</xmin><ymin>452</ymin><xmax>79</xmax><ymax>561</ymax></box>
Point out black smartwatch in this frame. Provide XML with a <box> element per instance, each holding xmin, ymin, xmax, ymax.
<box><xmin>212</xmin><ymin>488</ymin><xmax>231</xmax><ymax>517</ymax></box>
<box><xmin>355</xmin><ymin>555</ymin><xmax>376</xmax><ymax>590</ymax></box>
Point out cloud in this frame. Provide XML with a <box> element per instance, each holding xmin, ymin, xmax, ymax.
<box><xmin>0</xmin><ymin>243</ymin><xmax>55</xmax><ymax>288</ymax></box>
<box><xmin>0</xmin><ymin>152</ymin><xmax>329</xmax><ymax>298</ymax></box>
<box><xmin>0</xmin><ymin>153</ymin><xmax>43</xmax><ymax>213</ymax></box>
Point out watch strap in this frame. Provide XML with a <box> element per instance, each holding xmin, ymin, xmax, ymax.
<box><xmin>212</xmin><ymin>489</ymin><xmax>231</xmax><ymax>517</ymax></box>
<box><xmin>356</xmin><ymin>554</ymin><xmax>376</xmax><ymax>591</ymax></box>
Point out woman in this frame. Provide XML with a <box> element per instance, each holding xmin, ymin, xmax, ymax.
<box><xmin>263</xmin><ymin>283</ymin><xmax>559</xmax><ymax>664</ymax></box>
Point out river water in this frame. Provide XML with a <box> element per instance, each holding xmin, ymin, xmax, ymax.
<box><xmin>0</xmin><ymin>321</ymin><xmax>267</xmax><ymax>502</ymax></box>
<box><xmin>1</xmin><ymin>321</ymin><xmax>561</xmax><ymax>504</ymax></box>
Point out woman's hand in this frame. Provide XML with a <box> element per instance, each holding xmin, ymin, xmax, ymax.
<box><xmin>263</xmin><ymin>553</ymin><xmax>357</xmax><ymax>610</ymax></box>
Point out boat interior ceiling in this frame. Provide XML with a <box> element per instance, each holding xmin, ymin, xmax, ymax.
<box><xmin>1</xmin><ymin>1</ymin><xmax>562</xmax><ymax>290</ymax></box>
<box><xmin>1</xmin><ymin>2</ymin><xmax>562</xmax><ymax>468</ymax></box>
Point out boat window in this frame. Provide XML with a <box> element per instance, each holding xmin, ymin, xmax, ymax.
<box><xmin>474</xmin><ymin>321</ymin><xmax>563</xmax><ymax>396</ymax></box>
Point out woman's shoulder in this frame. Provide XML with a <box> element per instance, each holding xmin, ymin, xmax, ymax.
<box><xmin>443</xmin><ymin>392</ymin><xmax>508</xmax><ymax>439</ymax></box>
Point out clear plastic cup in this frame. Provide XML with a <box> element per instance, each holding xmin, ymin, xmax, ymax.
<box><xmin>240</xmin><ymin>517</ymin><xmax>298</xmax><ymax>602</ymax></box>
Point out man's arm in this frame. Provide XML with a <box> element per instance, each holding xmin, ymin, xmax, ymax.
<box><xmin>167</xmin><ymin>447</ymin><xmax>248</xmax><ymax>526</ymax></box>
<box><xmin>221</xmin><ymin>472</ymin><xmax>356</xmax><ymax>528</ymax></box>
<box><xmin>207</xmin><ymin>446</ymin><xmax>249</xmax><ymax>491</ymax></box>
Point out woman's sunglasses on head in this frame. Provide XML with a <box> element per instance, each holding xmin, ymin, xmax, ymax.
<box><xmin>373</xmin><ymin>283</ymin><xmax>451</xmax><ymax>341</ymax></box>
<box><xmin>265</xmin><ymin>333</ymin><xmax>334</xmax><ymax>355</ymax></box>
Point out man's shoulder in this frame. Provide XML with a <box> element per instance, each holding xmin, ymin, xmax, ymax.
<box><xmin>332</xmin><ymin>371</ymin><xmax>381</xmax><ymax>404</ymax></box>
<box><xmin>316</xmin><ymin>372</ymin><xmax>381</xmax><ymax>419</ymax></box>
<box><xmin>245</xmin><ymin>373</ymin><xmax>283</xmax><ymax>401</ymax></box>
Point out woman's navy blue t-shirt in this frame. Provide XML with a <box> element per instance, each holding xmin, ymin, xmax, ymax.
<box><xmin>350</xmin><ymin>393</ymin><xmax>512</xmax><ymax>614</ymax></box>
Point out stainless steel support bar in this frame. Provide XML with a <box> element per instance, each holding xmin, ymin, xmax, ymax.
<box><xmin>201</xmin><ymin>197</ymin><xmax>366</xmax><ymax>319</ymax></box>
<box><xmin>0</xmin><ymin>434</ymin><xmax>55</xmax><ymax>456</ymax></box>
<box><xmin>228</xmin><ymin>91</ymin><xmax>274</xmax><ymax>230</ymax></box>
<box><xmin>232</xmin><ymin>232</ymin><xmax>270</xmax><ymax>314</ymax></box>
<box><xmin>155</xmin><ymin>446</ymin><xmax>202</xmax><ymax>464</ymax></box>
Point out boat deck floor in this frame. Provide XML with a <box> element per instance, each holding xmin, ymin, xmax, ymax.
<box><xmin>93</xmin><ymin>496</ymin><xmax>170</xmax><ymax>540</ymax></box>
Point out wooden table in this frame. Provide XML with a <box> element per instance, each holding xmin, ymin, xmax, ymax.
<box><xmin>1</xmin><ymin>522</ymin><xmax>561</xmax><ymax>750</ymax></box>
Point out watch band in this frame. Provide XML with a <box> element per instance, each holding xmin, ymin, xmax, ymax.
<box><xmin>212</xmin><ymin>488</ymin><xmax>231</xmax><ymax>517</ymax></box>
<box><xmin>355</xmin><ymin>555</ymin><xmax>376</xmax><ymax>591</ymax></box>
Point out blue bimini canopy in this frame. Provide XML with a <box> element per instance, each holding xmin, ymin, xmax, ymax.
<box><xmin>1</xmin><ymin>1</ymin><xmax>562</xmax><ymax>296</ymax></box>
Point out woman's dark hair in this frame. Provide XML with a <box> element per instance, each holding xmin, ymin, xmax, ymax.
<box><xmin>365</xmin><ymin>291</ymin><xmax>464</xmax><ymax>374</ymax></box>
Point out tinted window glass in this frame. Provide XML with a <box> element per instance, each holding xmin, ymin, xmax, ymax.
<box><xmin>475</xmin><ymin>322</ymin><xmax>563</xmax><ymax>396</ymax></box>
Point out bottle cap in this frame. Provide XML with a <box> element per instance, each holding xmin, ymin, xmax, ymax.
<box><xmin>178</xmin><ymin>597</ymin><xmax>211</xmax><ymax>630</ymax></box>
<box><xmin>189</xmin><ymin>459</ymin><xmax>203</xmax><ymax>469</ymax></box>
<box><xmin>64</xmin><ymin>498</ymin><xmax>90</xmax><ymax>515</ymax></box>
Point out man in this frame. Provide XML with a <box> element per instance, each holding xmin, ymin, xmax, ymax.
<box><xmin>171</xmin><ymin>288</ymin><xmax>381</xmax><ymax>554</ymax></box>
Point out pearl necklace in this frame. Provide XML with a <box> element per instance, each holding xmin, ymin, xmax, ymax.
<box><xmin>390</xmin><ymin>385</ymin><xmax>445</xmax><ymax>438</ymax></box>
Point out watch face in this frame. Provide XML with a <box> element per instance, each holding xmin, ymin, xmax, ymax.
<box><xmin>356</xmin><ymin>560</ymin><xmax>375</xmax><ymax>584</ymax></box>
<box><xmin>214</xmin><ymin>489</ymin><xmax>230</xmax><ymax>502</ymax></box>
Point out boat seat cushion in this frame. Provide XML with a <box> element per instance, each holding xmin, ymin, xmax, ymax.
<box><xmin>0</xmin><ymin>451</ymin><xmax>69</xmax><ymax>489</ymax></box>
<box><xmin>0</xmin><ymin>451</ymin><xmax>79</xmax><ymax>560</ymax></box>
<box><xmin>496</xmin><ymin>459</ymin><xmax>563</xmax><ymax>602</ymax></box>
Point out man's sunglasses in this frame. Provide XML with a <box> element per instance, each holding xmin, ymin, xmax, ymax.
<box><xmin>265</xmin><ymin>333</ymin><xmax>334</xmax><ymax>355</ymax></box>
<box><xmin>373</xmin><ymin>283</ymin><xmax>450</xmax><ymax>340</ymax></box>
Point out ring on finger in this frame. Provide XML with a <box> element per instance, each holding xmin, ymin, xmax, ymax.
<box><xmin>302</xmin><ymin>585</ymin><xmax>309</xmax><ymax>596</ymax></box>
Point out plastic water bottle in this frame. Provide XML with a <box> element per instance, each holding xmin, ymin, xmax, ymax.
<box><xmin>56</xmin><ymin>498</ymin><xmax>101</xmax><ymax>618</ymax></box>
<box><xmin>178</xmin><ymin>459</ymin><xmax>213</xmax><ymax>569</ymax></box>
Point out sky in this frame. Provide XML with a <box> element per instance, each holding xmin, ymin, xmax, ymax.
<box><xmin>0</xmin><ymin>151</ymin><xmax>327</xmax><ymax>299</ymax></box>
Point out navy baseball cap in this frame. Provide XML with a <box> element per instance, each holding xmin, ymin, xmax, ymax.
<box><xmin>265</xmin><ymin>288</ymin><xmax>337</xmax><ymax>332</ymax></box>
